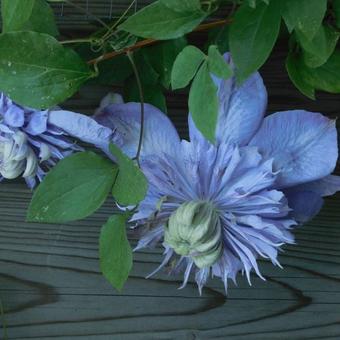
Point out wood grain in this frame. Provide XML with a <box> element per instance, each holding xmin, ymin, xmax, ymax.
<box><xmin>0</xmin><ymin>184</ymin><xmax>340</xmax><ymax>339</ymax></box>
<box><xmin>1</xmin><ymin>1</ymin><xmax>340</xmax><ymax>338</ymax></box>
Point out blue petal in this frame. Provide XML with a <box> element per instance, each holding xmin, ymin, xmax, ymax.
<box><xmin>189</xmin><ymin>53</ymin><xmax>267</xmax><ymax>146</ymax></box>
<box><xmin>287</xmin><ymin>175</ymin><xmax>340</xmax><ymax>197</ymax></box>
<box><xmin>250</xmin><ymin>110</ymin><xmax>338</xmax><ymax>188</ymax></box>
<box><xmin>285</xmin><ymin>190</ymin><xmax>324</xmax><ymax>223</ymax></box>
<box><xmin>25</xmin><ymin>111</ymin><xmax>48</xmax><ymax>135</ymax></box>
<box><xmin>3</xmin><ymin>103</ymin><xmax>25</xmax><ymax>127</ymax></box>
<box><xmin>48</xmin><ymin>110</ymin><xmax>114</xmax><ymax>149</ymax></box>
<box><xmin>95</xmin><ymin>102</ymin><xmax>180</xmax><ymax>158</ymax></box>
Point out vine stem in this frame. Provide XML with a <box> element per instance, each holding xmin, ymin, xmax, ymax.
<box><xmin>126</xmin><ymin>51</ymin><xmax>144</xmax><ymax>167</ymax></box>
<box><xmin>101</xmin><ymin>0</ymin><xmax>137</xmax><ymax>41</ymax></box>
<box><xmin>60</xmin><ymin>38</ymin><xmax>94</xmax><ymax>45</ymax></box>
<box><xmin>87</xmin><ymin>19</ymin><xmax>231</xmax><ymax>65</ymax></box>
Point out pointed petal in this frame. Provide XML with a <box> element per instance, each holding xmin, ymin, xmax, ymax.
<box><xmin>287</xmin><ymin>175</ymin><xmax>340</xmax><ymax>197</ymax></box>
<box><xmin>189</xmin><ymin>53</ymin><xmax>267</xmax><ymax>146</ymax></box>
<box><xmin>95</xmin><ymin>102</ymin><xmax>180</xmax><ymax>158</ymax></box>
<box><xmin>48</xmin><ymin>110</ymin><xmax>114</xmax><ymax>149</ymax></box>
<box><xmin>25</xmin><ymin>110</ymin><xmax>48</xmax><ymax>135</ymax></box>
<box><xmin>285</xmin><ymin>190</ymin><xmax>324</xmax><ymax>223</ymax></box>
<box><xmin>250</xmin><ymin>110</ymin><xmax>338</xmax><ymax>187</ymax></box>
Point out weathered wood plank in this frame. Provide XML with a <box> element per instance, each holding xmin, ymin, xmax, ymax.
<box><xmin>0</xmin><ymin>182</ymin><xmax>340</xmax><ymax>339</ymax></box>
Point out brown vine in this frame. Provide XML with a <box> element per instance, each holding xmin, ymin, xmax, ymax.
<box><xmin>87</xmin><ymin>19</ymin><xmax>231</xmax><ymax>65</ymax></box>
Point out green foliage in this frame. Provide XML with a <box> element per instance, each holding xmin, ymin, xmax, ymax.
<box><xmin>100</xmin><ymin>214</ymin><xmax>133</xmax><ymax>291</ymax></box>
<box><xmin>208</xmin><ymin>45</ymin><xmax>232</xmax><ymax>79</ymax></box>
<box><xmin>27</xmin><ymin>152</ymin><xmax>117</xmax><ymax>223</ymax></box>
<box><xmin>171</xmin><ymin>44</ymin><xmax>232</xmax><ymax>141</ymax></box>
<box><xmin>286</xmin><ymin>51</ymin><xmax>315</xmax><ymax>99</ymax></box>
<box><xmin>109</xmin><ymin>144</ymin><xmax>148</xmax><ymax>206</ymax></box>
<box><xmin>143</xmin><ymin>37</ymin><xmax>187</xmax><ymax>89</ymax></box>
<box><xmin>207</xmin><ymin>26</ymin><xmax>230</xmax><ymax>54</ymax></box>
<box><xmin>119</xmin><ymin>0</ymin><xmax>208</xmax><ymax>39</ymax></box>
<box><xmin>122</xmin><ymin>50</ymin><xmax>168</xmax><ymax>112</ymax></box>
<box><xmin>161</xmin><ymin>0</ymin><xmax>202</xmax><ymax>12</ymax></box>
<box><xmin>287</xmin><ymin>49</ymin><xmax>340</xmax><ymax>99</ymax></box>
<box><xmin>297</xmin><ymin>25</ymin><xmax>339</xmax><ymax>68</ymax></box>
<box><xmin>171</xmin><ymin>45</ymin><xmax>205</xmax><ymax>90</ymax></box>
<box><xmin>0</xmin><ymin>31</ymin><xmax>93</xmax><ymax>108</ymax></box>
<box><xmin>230</xmin><ymin>0</ymin><xmax>282</xmax><ymax>82</ymax></box>
<box><xmin>189</xmin><ymin>61</ymin><xmax>219</xmax><ymax>143</ymax></box>
<box><xmin>1</xmin><ymin>0</ymin><xmax>58</xmax><ymax>36</ymax></box>
<box><xmin>282</xmin><ymin>0</ymin><xmax>327</xmax><ymax>39</ymax></box>
<box><xmin>97</xmin><ymin>55</ymin><xmax>134</xmax><ymax>85</ymax></box>
<box><xmin>124</xmin><ymin>77</ymin><xmax>167</xmax><ymax>113</ymax></box>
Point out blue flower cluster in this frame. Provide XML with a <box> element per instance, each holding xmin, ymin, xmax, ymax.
<box><xmin>2</xmin><ymin>54</ymin><xmax>339</xmax><ymax>293</ymax></box>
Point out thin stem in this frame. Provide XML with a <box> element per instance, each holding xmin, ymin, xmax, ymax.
<box><xmin>126</xmin><ymin>51</ymin><xmax>144</xmax><ymax>167</ymax></box>
<box><xmin>60</xmin><ymin>38</ymin><xmax>94</xmax><ymax>45</ymax></box>
<box><xmin>64</xmin><ymin>0</ymin><xmax>111</xmax><ymax>29</ymax></box>
<box><xmin>102</xmin><ymin>0</ymin><xmax>137</xmax><ymax>41</ymax></box>
<box><xmin>87</xmin><ymin>19</ymin><xmax>231</xmax><ymax>65</ymax></box>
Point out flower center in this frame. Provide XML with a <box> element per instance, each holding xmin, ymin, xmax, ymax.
<box><xmin>164</xmin><ymin>201</ymin><xmax>222</xmax><ymax>268</ymax></box>
<box><xmin>0</xmin><ymin>131</ymin><xmax>38</xmax><ymax>179</ymax></box>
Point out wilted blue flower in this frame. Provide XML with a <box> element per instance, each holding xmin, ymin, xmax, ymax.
<box><xmin>0</xmin><ymin>93</ymin><xmax>114</xmax><ymax>188</ymax></box>
<box><xmin>95</xmin><ymin>54</ymin><xmax>340</xmax><ymax>293</ymax></box>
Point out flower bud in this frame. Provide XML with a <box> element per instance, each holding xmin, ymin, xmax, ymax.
<box><xmin>164</xmin><ymin>201</ymin><xmax>222</xmax><ymax>268</ymax></box>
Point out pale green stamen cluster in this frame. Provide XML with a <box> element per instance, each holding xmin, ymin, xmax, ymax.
<box><xmin>164</xmin><ymin>201</ymin><xmax>222</xmax><ymax>268</ymax></box>
<box><xmin>0</xmin><ymin>131</ymin><xmax>49</xmax><ymax>179</ymax></box>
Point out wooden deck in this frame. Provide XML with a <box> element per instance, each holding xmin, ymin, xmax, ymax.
<box><xmin>1</xmin><ymin>186</ymin><xmax>340</xmax><ymax>339</ymax></box>
<box><xmin>1</xmin><ymin>1</ymin><xmax>340</xmax><ymax>338</ymax></box>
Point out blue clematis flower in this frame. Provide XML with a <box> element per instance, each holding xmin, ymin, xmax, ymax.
<box><xmin>95</xmin><ymin>54</ymin><xmax>340</xmax><ymax>293</ymax></box>
<box><xmin>0</xmin><ymin>93</ymin><xmax>115</xmax><ymax>188</ymax></box>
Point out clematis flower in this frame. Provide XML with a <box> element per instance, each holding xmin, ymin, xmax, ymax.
<box><xmin>95</xmin><ymin>54</ymin><xmax>340</xmax><ymax>293</ymax></box>
<box><xmin>0</xmin><ymin>93</ymin><xmax>115</xmax><ymax>188</ymax></box>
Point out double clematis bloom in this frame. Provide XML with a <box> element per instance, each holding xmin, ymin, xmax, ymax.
<box><xmin>95</xmin><ymin>54</ymin><xmax>340</xmax><ymax>293</ymax></box>
<box><xmin>0</xmin><ymin>93</ymin><xmax>116</xmax><ymax>188</ymax></box>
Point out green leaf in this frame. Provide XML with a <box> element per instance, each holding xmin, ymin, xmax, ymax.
<box><xmin>119</xmin><ymin>0</ymin><xmax>207</xmax><ymax>40</ymax></box>
<box><xmin>207</xmin><ymin>25</ymin><xmax>230</xmax><ymax>54</ymax></box>
<box><xmin>2</xmin><ymin>0</ymin><xmax>58</xmax><ymax>36</ymax></box>
<box><xmin>134</xmin><ymin>52</ymin><xmax>160</xmax><ymax>86</ymax></box>
<box><xmin>143</xmin><ymin>37</ymin><xmax>187</xmax><ymax>89</ymax></box>
<box><xmin>188</xmin><ymin>62</ymin><xmax>218</xmax><ymax>143</ymax></box>
<box><xmin>97</xmin><ymin>55</ymin><xmax>133</xmax><ymax>85</ymax></box>
<box><xmin>0</xmin><ymin>31</ymin><xmax>93</xmax><ymax>109</ymax></box>
<box><xmin>100</xmin><ymin>214</ymin><xmax>133</xmax><ymax>291</ymax></box>
<box><xmin>304</xmin><ymin>50</ymin><xmax>340</xmax><ymax>94</ymax></box>
<box><xmin>75</xmin><ymin>44</ymin><xmax>133</xmax><ymax>86</ymax></box>
<box><xmin>246</xmin><ymin>0</ymin><xmax>269</xmax><ymax>7</ymax></box>
<box><xmin>124</xmin><ymin>77</ymin><xmax>167</xmax><ymax>113</ymax></box>
<box><xmin>109</xmin><ymin>144</ymin><xmax>148</xmax><ymax>206</ymax></box>
<box><xmin>171</xmin><ymin>45</ymin><xmax>205</xmax><ymax>90</ymax></box>
<box><xmin>230</xmin><ymin>0</ymin><xmax>281</xmax><ymax>82</ymax></box>
<box><xmin>161</xmin><ymin>0</ymin><xmax>202</xmax><ymax>12</ymax></box>
<box><xmin>282</xmin><ymin>0</ymin><xmax>327</xmax><ymax>39</ymax></box>
<box><xmin>297</xmin><ymin>25</ymin><xmax>339</xmax><ymax>68</ymax></box>
<box><xmin>27</xmin><ymin>152</ymin><xmax>117</xmax><ymax>223</ymax></box>
<box><xmin>286</xmin><ymin>49</ymin><xmax>340</xmax><ymax>98</ymax></box>
<box><xmin>286</xmin><ymin>52</ymin><xmax>315</xmax><ymax>99</ymax></box>
<box><xmin>208</xmin><ymin>45</ymin><xmax>232</xmax><ymax>79</ymax></box>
